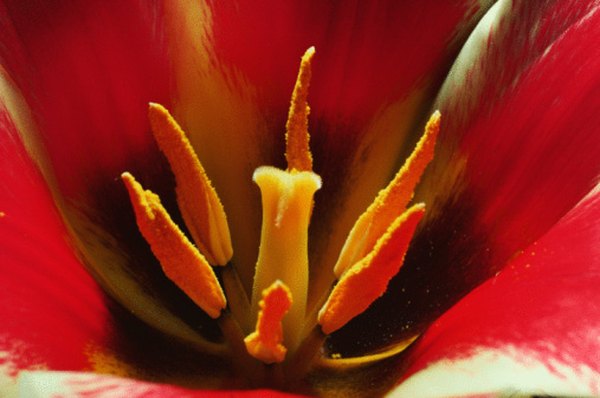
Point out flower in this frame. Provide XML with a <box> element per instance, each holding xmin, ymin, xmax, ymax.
<box><xmin>1</xmin><ymin>0</ymin><xmax>600</xmax><ymax>397</ymax></box>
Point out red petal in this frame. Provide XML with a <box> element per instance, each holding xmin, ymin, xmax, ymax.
<box><xmin>336</xmin><ymin>0</ymin><xmax>600</xmax><ymax>354</ymax></box>
<box><xmin>394</xmin><ymin>184</ymin><xmax>600</xmax><ymax>396</ymax></box>
<box><xmin>0</xmin><ymin>1</ymin><xmax>218</xmax><ymax>349</ymax></box>
<box><xmin>0</xmin><ymin>0</ymin><xmax>172</xmax><ymax>196</ymax></box>
<box><xmin>206</xmin><ymin>1</ymin><xmax>489</xmax><ymax>126</ymax></box>
<box><xmin>17</xmin><ymin>371</ymin><xmax>309</xmax><ymax>398</ymax></box>
<box><xmin>427</xmin><ymin>0</ymin><xmax>600</xmax><ymax>268</ymax></box>
<box><xmin>0</xmin><ymin>107</ymin><xmax>110</xmax><ymax>376</ymax></box>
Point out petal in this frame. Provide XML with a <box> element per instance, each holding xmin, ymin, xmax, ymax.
<box><xmin>164</xmin><ymin>0</ymin><xmax>495</xmax><ymax>292</ymax></box>
<box><xmin>0</xmin><ymin>1</ymin><xmax>226</xmax><ymax>350</ymax></box>
<box><xmin>391</xmin><ymin>183</ymin><xmax>600</xmax><ymax>397</ymax></box>
<box><xmin>427</xmin><ymin>0</ymin><xmax>600</xmax><ymax>258</ymax></box>
<box><xmin>0</xmin><ymin>0</ymin><xmax>172</xmax><ymax>196</ymax></box>
<box><xmin>16</xmin><ymin>371</ymin><xmax>309</xmax><ymax>398</ymax></box>
<box><xmin>330</xmin><ymin>0</ymin><xmax>600</xmax><ymax>355</ymax></box>
<box><xmin>0</xmin><ymin>92</ymin><xmax>110</xmax><ymax>387</ymax></box>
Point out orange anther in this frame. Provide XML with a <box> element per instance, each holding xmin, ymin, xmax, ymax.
<box><xmin>285</xmin><ymin>47</ymin><xmax>315</xmax><ymax>172</ymax></box>
<box><xmin>334</xmin><ymin>111</ymin><xmax>440</xmax><ymax>277</ymax></box>
<box><xmin>318</xmin><ymin>204</ymin><xmax>425</xmax><ymax>334</ymax></box>
<box><xmin>122</xmin><ymin>172</ymin><xmax>226</xmax><ymax>319</ymax></box>
<box><xmin>148</xmin><ymin>103</ymin><xmax>232</xmax><ymax>265</ymax></box>
<box><xmin>244</xmin><ymin>281</ymin><xmax>293</xmax><ymax>364</ymax></box>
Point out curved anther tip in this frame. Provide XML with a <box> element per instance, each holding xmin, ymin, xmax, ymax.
<box><xmin>303</xmin><ymin>46</ymin><xmax>316</xmax><ymax>60</ymax></box>
<box><xmin>148</xmin><ymin>101</ymin><xmax>165</xmax><ymax>114</ymax></box>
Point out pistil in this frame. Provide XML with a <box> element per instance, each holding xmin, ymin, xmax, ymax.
<box><xmin>251</xmin><ymin>167</ymin><xmax>321</xmax><ymax>352</ymax></box>
<box><xmin>250</xmin><ymin>47</ymin><xmax>321</xmax><ymax>353</ymax></box>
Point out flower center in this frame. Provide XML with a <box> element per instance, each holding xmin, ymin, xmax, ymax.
<box><xmin>121</xmin><ymin>47</ymin><xmax>440</xmax><ymax>385</ymax></box>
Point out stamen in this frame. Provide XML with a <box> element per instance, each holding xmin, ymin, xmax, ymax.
<box><xmin>285</xmin><ymin>47</ymin><xmax>315</xmax><ymax>172</ymax></box>
<box><xmin>333</xmin><ymin>111</ymin><xmax>440</xmax><ymax>277</ymax></box>
<box><xmin>148</xmin><ymin>103</ymin><xmax>232</xmax><ymax>265</ymax></box>
<box><xmin>318</xmin><ymin>203</ymin><xmax>425</xmax><ymax>334</ymax></box>
<box><xmin>244</xmin><ymin>281</ymin><xmax>293</xmax><ymax>364</ymax></box>
<box><xmin>252</xmin><ymin>166</ymin><xmax>321</xmax><ymax>350</ymax></box>
<box><xmin>121</xmin><ymin>172</ymin><xmax>226</xmax><ymax>319</ymax></box>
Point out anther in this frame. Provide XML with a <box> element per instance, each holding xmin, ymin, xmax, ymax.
<box><xmin>122</xmin><ymin>172</ymin><xmax>226</xmax><ymax>319</ymax></box>
<box><xmin>245</xmin><ymin>280</ymin><xmax>293</xmax><ymax>364</ymax></box>
<box><xmin>318</xmin><ymin>203</ymin><xmax>425</xmax><ymax>334</ymax></box>
<box><xmin>148</xmin><ymin>103</ymin><xmax>232</xmax><ymax>265</ymax></box>
<box><xmin>285</xmin><ymin>47</ymin><xmax>315</xmax><ymax>172</ymax></box>
<box><xmin>334</xmin><ymin>111</ymin><xmax>440</xmax><ymax>277</ymax></box>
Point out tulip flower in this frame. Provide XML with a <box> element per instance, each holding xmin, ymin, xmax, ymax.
<box><xmin>1</xmin><ymin>0</ymin><xmax>599</xmax><ymax>397</ymax></box>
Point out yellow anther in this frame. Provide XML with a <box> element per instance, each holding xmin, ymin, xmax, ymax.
<box><xmin>334</xmin><ymin>111</ymin><xmax>440</xmax><ymax>277</ymax></box>
<box><xmin>148</xmin><ymin>103</ymin><xmax>232</xmax><ymax>265</ymax></box>
<box><xmin>121</xmin><ymin>172</ymin><xmax>226</xmax><ymax>319</ymax></box>
<box><xmin>318</xmin><ymin>203</ymin><xmax>425</xmax><ymax>335</ymax></box>
<box><xmin>285</xmin><ymin>47</ymin><xmax>315</xmax><ymax>172</ymax></box>
<box><xmin>244</xmin><ymin>280</ymin><xmax>293</xmax><ymax>364</ymax></box>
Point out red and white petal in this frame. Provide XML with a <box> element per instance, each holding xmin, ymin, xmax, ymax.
<box><xmin>16</xmin><ymin>371</ymin><xmax>309</xmax><ymax>398</ymax></box>
<box><xmin>391</xmin><ymin>184</ymin><xmax>600</xmax><ymax>397</ymax></box>
<box><xmin>165</xmin><ymin>0</ymin><xmax>495</xmax><ymax>292</ymax></box>
<box><xmin>424</xmin><ymin>0</ymin><xmax>600</xmax><ymax>270</ymax></box>
<box><xmin>0</xmin><ymin>1</ymin><xmax>226</xmax><ymax>349</ymax></box>
<box><xmin>0</xmin><ymin>103</ymin><xmax>110</xmax><ymax>388</ymax></box>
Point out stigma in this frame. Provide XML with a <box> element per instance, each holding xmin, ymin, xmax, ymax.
<box><xmin>122</xmin><ymin>47</ymin><xmax>440</xmax><ymax>382</ymax></box>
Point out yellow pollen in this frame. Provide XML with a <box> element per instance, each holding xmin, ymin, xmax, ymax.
<box><xmin>285</xmin><ymin>46</ymin><xmax>315</xmax><ymax>172</ymax></box>
<box><xmin>334</xmin><ymin>111</ymin><xmax>440</xmax><ymax>277</ymax></box>
<box><xmin>148</xmin><ymin>102</ymin><xmax>232</xmax><ymax>265</ymax></box>
<box><xmin>244</xmin><ymin>280</ymin><xmax>293</xmax><ymax>364</ymax></box>
<box><xmin>121</xmin><ymin>172</ymin><xmax>226</xmax><ymax>319</ymax></box>
<box><xmin>318</xmin><ymin>203</ymin><xmax>425</xmax><ymax>335</ymax></box>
